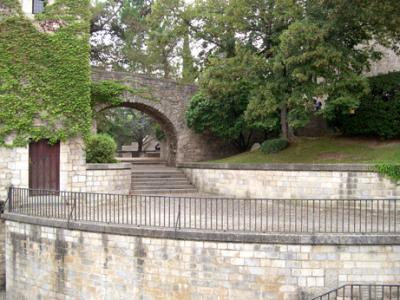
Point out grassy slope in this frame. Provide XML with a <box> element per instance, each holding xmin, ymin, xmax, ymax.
<box><xmin>213</xmin><ymin>137</ymin><xmax>400</xmax><ymax>164</ymax></box>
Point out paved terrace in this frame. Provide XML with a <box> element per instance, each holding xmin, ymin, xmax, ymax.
<box><xmin>5</xmin><ymin>188</ymin><xmax>400</xmax><ymax>245</ymax></box>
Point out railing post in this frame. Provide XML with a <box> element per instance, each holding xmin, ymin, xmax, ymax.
<box><xmin>74</xmin><ymin>194</ymin><xmax>77</xmax><ymax>221</ymax></box>
<box><xmin>7</xmin><ymin>185</ymin><xmax>13</xmax><ymax>212</ymax></box>
<box><xmin>175</xmin><ymin>198</ymin><xmax>181</xmax><ymax>231</ymax></box>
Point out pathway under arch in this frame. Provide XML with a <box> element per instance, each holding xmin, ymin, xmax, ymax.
<box><xmin>92</xmin><ymin>68</ymin><xmax>235</xmax><ymax>165</ymax></box>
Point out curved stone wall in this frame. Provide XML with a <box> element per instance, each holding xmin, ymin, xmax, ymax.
<box><xmin>5</xmin><ymin>217</ymin><xmax>400</xmax><ymax>300</ymax></box>
<box><xmin>180</xmin><ymin>163</ymin><xmax>400</xmax><ymax>199</ymax></box>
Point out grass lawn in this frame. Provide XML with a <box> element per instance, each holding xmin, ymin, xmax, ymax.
<box><xmin>212</xmin><ymin>137</ymin><xmax>400</xmax><ymax>164</ymax></box>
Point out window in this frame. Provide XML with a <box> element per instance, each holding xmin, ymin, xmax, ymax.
<box><xmin>32</xmin><ymin>0</ymin><xmax>45</xmax><ymax>14</ymax></box>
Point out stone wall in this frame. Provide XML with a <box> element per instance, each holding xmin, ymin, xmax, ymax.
<box><xmin>0</xmin><ymin>220</ymin><xmax>4</xmax><ymax>290</ymax></box>
<box><xmin>0</xmin><ymin>147</ymin><xmax>29</xmax><ymax>201</ymax></box>
<box><xmin>60</xmin><ymin>137</ymin><xmax>87</xmax><ymax>193</ymax></box>
<box><xmin>86</xmin><ymin>164</ymin><xmax>132</xmax><ymax>194</ymax></box>
<box><xmin>180</xmin><ymin>163</ymin><xmax>400</xmax><ymax>199</ymax></box>
<box><xmin>0</xmin><ymin>138</ymin><xmax>132</xmax><ymax>201</ymax></box>
<box><xmin>92</xmin><ymin>69</ymin><xmax>237</xmax><ymax>165</ymax></box>
<box><xmin>5</xmin><ymin>219</ymin><xmax>400</xmax><ymax>300</ymax></box>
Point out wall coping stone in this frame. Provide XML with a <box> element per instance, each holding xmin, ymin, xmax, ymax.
<box><xmin>4</xmin><ymin>213</ymin><xmax>400</xmax><ymax>245</ymax></box>
<box><xmin>86</xmin><ymin>163</ymin><xmax>131</xmax><ymax>170</ymax></box>
<box><xmin>178</xmin><ymin>162</ymin><xmax>376</xmax><ymax>172</ymax></box>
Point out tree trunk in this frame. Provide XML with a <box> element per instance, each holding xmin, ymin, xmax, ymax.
<box><xmin>138</xmin><ymin>139</ymin><xmax>143</xmax><ymax>153</ymax></box>
<box><xmin>280</xmin><ymin>103</ymin><xmax>289</xmax><ymax>140</ymax></box>
<box><xmin>280</xmin><ymin>103</ymin><xmax>294</xmax><ymax>141</ymax></box>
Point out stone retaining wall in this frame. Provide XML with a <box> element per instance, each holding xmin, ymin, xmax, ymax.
<box><xmin>180</xmin><ymin>163</ymin><xmax>400</xmax><ymax>199</ymax></box>
<box><xmin>0</xmin><ymin>220</ymin><xmax>4</xmax><ymax>289</ymax></box>
<box><xmin>5</xmin><ymin>219</ymin><xmax>400</xmax><ymax>300</ymax></box>
<box><xmin>86</xmin><ymin>163</ymin><xmax>132</xmax><ymax>194</ymax></box>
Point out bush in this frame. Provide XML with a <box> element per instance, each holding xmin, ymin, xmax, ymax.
<box><xmin>261</xmin><ymin>138</ymin><xmax>289</xmax><ymax>154</ymax></box>
<box><xmin>85</xmin><ymin>134</ymin><xmax>117</xmax><ymax>163</ymax></box>
<box><xmin>375</xmin><ymin>163</ymin><xmax>400</xmax><ymax>182</ymax></box>
<box><xmin>332</xmin><ymin>72</ymin><xmax>400</xmax><ymax>139</ymax></box>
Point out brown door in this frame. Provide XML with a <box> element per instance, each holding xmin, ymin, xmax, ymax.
<box><xmin>29</xmin><ymin>140</ymin><xmax>60</xmax><ymax>191</ymax></box>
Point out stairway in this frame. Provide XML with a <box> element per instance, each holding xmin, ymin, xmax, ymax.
<box><xmin>124</xmin><ymin>158</ymin><xmax>197</xmax><ymax>195</ymax></box>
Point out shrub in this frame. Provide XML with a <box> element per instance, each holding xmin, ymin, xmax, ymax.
<box><xmin>85</xmin><ymin>134</ymin><xmax>117</xmax><ymax>163</ymax></box>
<box><xmin>375</xmin><ymin>163</ymin><xmax>400</xmax><ymax>182</ymax></box>
<box><xmin>332</xmin><ymin>72</ymin><xmax>400</xmax><ymax>139</ymax></box>
<box><xmin>261</xmin><ymin>138</ymin><xmax>289</xmax><ymax>154</ymax></box>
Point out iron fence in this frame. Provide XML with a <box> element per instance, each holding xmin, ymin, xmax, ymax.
<box><xmin>5</xmin><ymin>187</ymin><xmax>400</xmax><ymax>234</ymax></box>
<box><xmin>311</xmin><ymin>284</ymin><xmax>400</xmax><ymax>300</ymax></box>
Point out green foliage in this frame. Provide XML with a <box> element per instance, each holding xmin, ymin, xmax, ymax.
<box><xmin>96</xmin><ymin>108</ymin><xmax>158</xmax><ymax>151</ymax></box>
<box><xmin>154</xmin><ymin>124</ymin><xmax>166</xmax><ymax>141</ymax></box>
<box><xmin>0</xmin><ymin>0</ymin><xmax>91</xmax><ymax>147</ymax></box>
<box><xmin>91</xmin><ymin>81</ymin><xmax>128</xmax><ymax>107</ymax></box>
<box><xmin>375</xmin><ymin>164</ymin><xmax>400</xmax><ymax>182</ymax></box>
<box><xmin>185</xmin><ymin>0</ymin><xmax>399</xmax><ymax>140</ymax></box>
<box><xmin>90</xmin><ymin>79</ymin><xmax>158</xmax><ymax>111</ymax></box>
<box><xmin>85</xmin><ymin>134</ymin><xmax>117</xmax><ymax>163</ymax></box>
<box><xmin>332</xmin><ymin>72</ymin><xmax>400</xmax><ymax>139</ymax></box>
<box><xmin>186</xmin><ymin>49</ymin><xmax>269</xmax><ymax>150</ymax></box>
<box><xmin>261</xmin><ymin>138</ymin><xmax>289</xmax><ymax>154</ymax></box>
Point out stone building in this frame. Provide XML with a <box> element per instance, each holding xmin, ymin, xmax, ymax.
<box><xmin>0</xmin><ymin>0</ymin><xmax>94</xmax><ymax>199</ymax></box>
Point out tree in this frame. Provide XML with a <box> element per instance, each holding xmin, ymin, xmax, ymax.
<box><xmin>90</xmin><ymin>0</ymin><xmax>194</xmax><ymax>80</ymax></box>
<box><xmin>96</xmin><ymin>108</ymin><xmax>157</xmax><ymax>152</ymax></box>
<box><xmin>187</xmin><ymin>0</ymin><xmax>400</xmax><ymax>140</ymax></box>
<box><xmin>90</xmin><ymin>0</ymin><xmax>125</xmax><ymax>65</ymax></box>
<box><xmin>186</xmin><ymin>49</ymin><xmax>271</xmax><ymax>150</ymax></box>
<box><xmin>181</xmin><ymin>30</ymin><xmax>198</xmax><ymax>84</ymax></box>
<box><xmin>91</xmin><ymin>0</ymin><xmax>400</xmax><ymax>142</ymax></box>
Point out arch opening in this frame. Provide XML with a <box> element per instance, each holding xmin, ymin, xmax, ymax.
<box><xmin>95</xmin><ymin>102</ymin><xmax>179</xmax><ymax>166</ymax></box>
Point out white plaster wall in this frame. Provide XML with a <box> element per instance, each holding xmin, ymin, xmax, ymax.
<box><xmin>19</xmin><ymin>0</ymin><xmax>56</xmax><ymax>18</ymax></box>
<box><xmin>368</xmin><ymin>45</ymin><xmax>400</xmax><ymax>76</ymax></box>
<box><xmin>19</xmin><ymin>0</ymin><xmax>33</xmax><ymax>18</ymax></box>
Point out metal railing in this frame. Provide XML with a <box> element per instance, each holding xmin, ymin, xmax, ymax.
<box><xmin>311</xmin><ymin>284</ymin><xmax>400</xmax><ymax>300</ymax></box>
<box><xmin>5</xmin><ymin>187</ymin><xmax>400</xmax><ymax>234</ymax></box>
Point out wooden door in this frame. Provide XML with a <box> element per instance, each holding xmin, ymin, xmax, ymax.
<box><xmin>29</xmin><ymin>140</ymin><xmax>60</xmax><ymax>191</ymax></box>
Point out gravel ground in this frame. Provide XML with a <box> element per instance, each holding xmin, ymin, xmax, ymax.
<box><xmin>9</xmin><ymin>194</ymin><xmax>400</xmax><ymax>234</ymax></box>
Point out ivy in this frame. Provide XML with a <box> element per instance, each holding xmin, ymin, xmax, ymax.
<box><xmin>91</xmin><ymin>81</ymin><xmax>129</xmax><ymax>107</ymax></box>
<box><xmin>375</xmin><ymin>164</ymin><xmax>400</xmax><ymax>183</ymax></box>
<box><xmin>0</xmin><ymin>0</ymin><xmax>92</xmax><ymax>147</ymax></box>
<box><xmin>91</xmin><ymin>80</ymin><xmax>160</xmax><ymax>110</ymax></box>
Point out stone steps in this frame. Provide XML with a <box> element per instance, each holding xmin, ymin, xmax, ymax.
<box><xmin>118</xmin><ymin>158</ymin><xmax>167</xmax><ymax>165</ymax></box>
<box><xmin>129</xmin><ymin>159</ymin><xmax>197</xmax><ymax>195</ymax></box>
<box><xmin>132</xmin><ymin>188</ymin><xmax>198</xmax><ymax>195</ymax></box>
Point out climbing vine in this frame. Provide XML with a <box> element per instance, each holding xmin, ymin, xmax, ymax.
<box><xmin>0</xmin><ymin>0</ymin><xmax>92</xmax><ymax>146</ymax></box>
<box><xmin>91</xmin><ymin>81</ymin><xmax>129</xmax><ymax>108</ymax></box>
<box><xmin>91</xmin><ymin>80</ymin><xmax>160</xmax><ymax>112</ymax></box>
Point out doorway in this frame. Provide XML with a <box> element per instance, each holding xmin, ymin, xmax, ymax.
<box><xmin>29</xmin><ymin>140</ymin><xmax>60</xmax><ymax>191</ymax></box>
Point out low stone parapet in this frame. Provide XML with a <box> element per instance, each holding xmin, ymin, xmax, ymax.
<box><xmin>85</xmin><ymin>163</ymin><xmax>131</xmax><ymax>194</ymax></box>
<box><xmin>179</xmin><ymin>163</ymin><xmax>400</xmax><ymax>199</ymax></box>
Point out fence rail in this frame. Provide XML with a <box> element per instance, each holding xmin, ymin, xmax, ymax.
<box><xmin>5</xmin><ymin>187</ymin><xmax>400</xmax><ymax>234</ymax></box>
<box><xmin>311</xmin><ymin>284</ymin><xmax>400</xmax><ymax>300</ymax></box>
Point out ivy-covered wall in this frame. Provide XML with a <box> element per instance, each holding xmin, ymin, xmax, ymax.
<box><xmin>0</xmin><ymin>0</ymin><xmax>92</xmax><ymax>147</ymax></box>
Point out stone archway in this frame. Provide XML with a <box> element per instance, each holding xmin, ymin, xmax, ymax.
<box><xmin>92</xmin><ymin>68</ymin><xmax>236</xmax><ymax>166</ymax></box>
<box><xmin>104</xmin><ymin>102</ymin><xmax>179</xmax><ymax>166</ymax></box>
